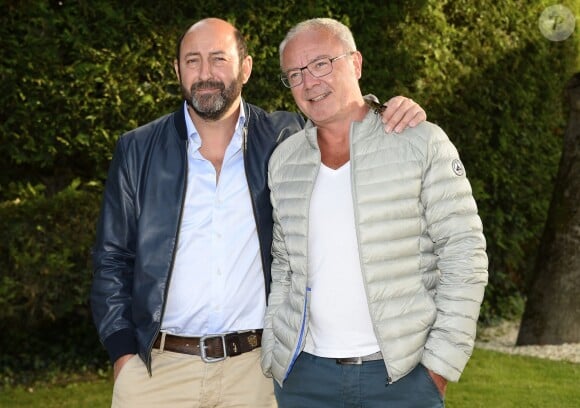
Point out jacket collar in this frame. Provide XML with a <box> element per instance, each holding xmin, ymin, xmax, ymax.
<box><xmin>303</xmin><ymin>108</ymin><xmax>381</xmax><ymax>149</ymax></box>
<box><xmin>174</xmin><ymin>103</ymin><xmax>189</xmax><ymax>141</ymax></box>
<box><xmin>174</xmin><ymin>99</ymin><xmax>250</xmax><ymax>141</ymax></box>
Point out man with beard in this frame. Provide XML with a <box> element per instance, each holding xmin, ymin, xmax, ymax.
<box><xmin>90</xmin><ymin>18</ymin><xmax>426</xmax><ymax>408</ymax></box>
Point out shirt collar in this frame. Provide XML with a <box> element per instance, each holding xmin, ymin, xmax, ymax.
<box><xmin>183</xmin><ymin>101</ymin><xmax>246</xmax><ymax>151</ymax></box>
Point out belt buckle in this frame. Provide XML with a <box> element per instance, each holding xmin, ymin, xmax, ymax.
<box><xmin>336</xmin><ymin>357</ymin><xmax>363</xmax><ymax>365</ymax></box>
<box><xmin>200</xmin><ymin>334</ymin><xmax>228</xmax><ymax>363</ymax></box>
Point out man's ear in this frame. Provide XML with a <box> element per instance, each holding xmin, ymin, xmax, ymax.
<box><xmin>352</xmin><ymin>51</ymin><xmax>363</xmax><ymax>80</ymax></box>
<box><xmin>174</xmin><ymin>59</ymin><xmax>181</xmax><ymax>82</ymax></box>
<box><xmin>242</xmin><ymin>55</ymin><xmax>253</xmax><ymax>84</ymax></box>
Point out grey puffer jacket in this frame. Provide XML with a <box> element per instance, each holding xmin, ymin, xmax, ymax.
<box><xmin>261</xmin><ymin>109</ymin><xmax>488</xmax><ymax>385</ymax></box>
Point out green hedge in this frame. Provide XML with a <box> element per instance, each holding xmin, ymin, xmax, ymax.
<box><xmin>1</xmin><ymin>0</ymin><xmax>578</xmax><ymax>381</ymax></box>
<box><xmin>0</xmin><ymin>181</ymin><xmax>103</xmax><ymax>383</ymax></box>
<box><xmin>366</xmin><ymin>1</ymin><xmax>579</xmax><ymax>322</ymax></box>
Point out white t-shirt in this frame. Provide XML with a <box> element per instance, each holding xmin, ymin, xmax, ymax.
<box><xmin>304</xmin><ymin>162</ymin><xmax>380</xmax><ymax>357</ymax></box>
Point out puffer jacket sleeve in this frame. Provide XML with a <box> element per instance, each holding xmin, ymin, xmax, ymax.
<box><xmin>419</xmin><ymin>124</ymin><xmax>488</xmax><ymax>382</ymax></box>
<box><xmin>260</xmin><ymin>160</ymin><xmax>293</xmax><ymax>378</ymax></box>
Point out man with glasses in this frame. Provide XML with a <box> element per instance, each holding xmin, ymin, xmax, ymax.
<box><xmin>279</xmin><ymin>52</ymin><xmax>355</xmax><ymax>88</ymax></box>
<box><xmin>261</xmin><ymin>18</ymin><xmax>488</xmax><ymax>407</ymax></box>
<box><xmin>91</xmin><ymin>17</ymin><xmax>426</xmax><ymax>408</ymax></box>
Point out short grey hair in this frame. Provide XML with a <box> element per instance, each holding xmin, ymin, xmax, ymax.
<box><xmin>279</xmin><ymin>18</ymin><xmax>357</xmax><ymax>64</ymax></box>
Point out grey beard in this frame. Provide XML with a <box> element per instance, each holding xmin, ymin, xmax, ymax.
<box><xmin>189</xmin><ymin>92</ymin><xmax>227</xmax><ymax>121</ymax></box>
<box><xmin>185</xmin><ymin>75</ymin><xmax>243</xmax><ymax>121</ymax></box>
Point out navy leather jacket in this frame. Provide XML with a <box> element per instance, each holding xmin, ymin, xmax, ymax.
<box><xmin>90</xmin><ymin>100</ymin><xmax>305</xmax><ymax>371</ymax></box>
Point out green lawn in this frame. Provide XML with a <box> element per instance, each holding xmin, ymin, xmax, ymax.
<box><xmin>0</xmin><ymin>379</ymin><xmax>112</xmax><ymax>407</ymax></box>
<box><xmin>1</xmin><ymin>348</ymin><xmax>578</xmax><ymax>407</ymax></box>
<box><xmin>447</xmin><ymin>349</ymin><xmax>579</xmax><ymax>407</ymax></box>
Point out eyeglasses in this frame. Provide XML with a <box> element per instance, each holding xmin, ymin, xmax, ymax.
<box><xmin>280</xmin><ymin>52</ymin><xmax>354</xmax><ymax>88</ymax></box>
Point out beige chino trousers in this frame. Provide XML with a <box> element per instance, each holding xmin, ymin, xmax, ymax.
<box><xmin>112</xmin><ymin>348</ymin><xmax>275</xmax><ymax>407</ymax></box>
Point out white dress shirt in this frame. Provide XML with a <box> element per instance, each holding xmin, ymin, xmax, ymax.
<box><xmin>161</xmin><ymin>102</ymin><xmax>266</xmax><ymax>336</ymax></box>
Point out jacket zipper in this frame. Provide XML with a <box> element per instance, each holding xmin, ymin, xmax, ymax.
<box><xmin>349</xmin><ymin>125</ymin><xmax>393</xmax><ymax>384</ymax></box>
<box><xmin>241</xmin><ymin>106</ymin><xmax>270</xmax><ymax>302</ymax></box>
<box><xmin>284</xmin><ymin>287</ymin><xmax>310</xmax><ymax>381</ymax></box>
<box><xmin>283</xmin><ymin>146</ymin><xmax>319</xmax><ymax>382</ymax></box>
<box><xmin>145</xmin><ymin>135</ymin><xmax>189</xmax><ymax>375</ymax></box>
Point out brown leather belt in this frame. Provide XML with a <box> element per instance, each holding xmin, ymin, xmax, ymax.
<box><xmin>335</xmin><ymin>351</ymin><xmax>383</xmax><ymax>365</ymax></box>
<box><xmin>153</xmin><ymin>330</ymin><xmax>262</xmax><ymax>363</ymax></box>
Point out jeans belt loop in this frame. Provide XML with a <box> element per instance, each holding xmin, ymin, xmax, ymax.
<box><xmin>158</xmin><ymin>332</ymin><xmax>167</xmax><ymax>352</ymax></box>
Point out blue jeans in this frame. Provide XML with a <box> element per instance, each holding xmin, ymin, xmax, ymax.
<box><xmin>274</xmin><ymin>352</ymin><xmax>444</xmax><ymax>408</ymax></box>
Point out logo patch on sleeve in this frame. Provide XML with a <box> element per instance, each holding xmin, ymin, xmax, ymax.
<box><xmin>452</xmin><ymin>159</ymin><xmax>465</xmax><ymax>176</ymax></box>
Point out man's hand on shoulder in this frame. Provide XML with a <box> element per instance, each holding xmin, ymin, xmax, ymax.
<box><xmin>381</xmin><ymin>96</ymin><xmax>427</xmax><ymax>133</ymax></box>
